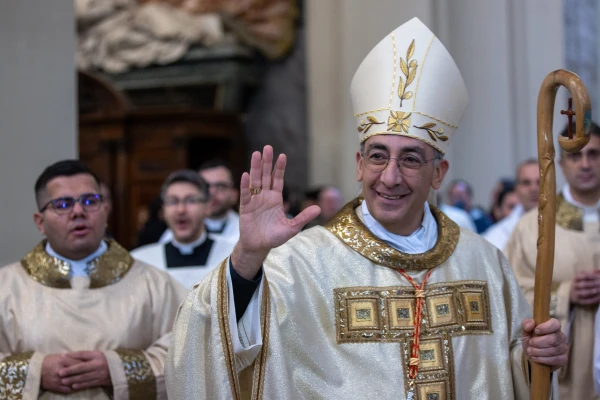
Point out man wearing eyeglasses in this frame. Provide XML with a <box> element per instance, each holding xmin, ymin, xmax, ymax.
<box><xmin>0</xmin><ymin>159</ymin><xmax>186</xmax><ymax>399</ymax></box>
<box><xmin>132</xmin><ymin>170</ymin><xmax>236</xmax><ymax>289</ymax></box>
<box><xmin>507</xmin><ymin>123</ymin><xmax>600</xmax><ymax>400</ymax></box>
<box><xmin>159</xmin><ymin>160</ymin><xmax>240</xmax><ymax>244</ymax></box>
<box><xmin>167</xmin><ymin>18</ymin><xmax>566</xmax><ymax>400</ymax></box>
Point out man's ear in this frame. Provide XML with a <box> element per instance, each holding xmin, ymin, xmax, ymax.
<box><xmin>33</xmin><ymin>212</ymin><xmax>46</xmax><ymax>235</ymax></box>
<box><xmin>356</xmin><ymin>151</ymin><xmax>364</xmax><ymax>182</ymax></box>
<box><xmin>431</xmin><ymin>159</ymin><xmax>449</xmax><ymax>190</ymax></box>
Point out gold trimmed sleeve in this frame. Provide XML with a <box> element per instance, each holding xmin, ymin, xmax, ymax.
<box><xmin>0</xmin><ymin>352</ymin><xmax>35</xmax><ymax>400</ymax></box>
<box><xmin>110</xmin><ymin>349</ymin><xmax>157</xmax><ymax>400</ymax></box>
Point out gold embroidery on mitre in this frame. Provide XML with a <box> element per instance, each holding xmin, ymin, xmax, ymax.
<box><xmin>357</xmin><ymin>116</ymin><xmax>385</xmax><ymax>134</ymax></box>
<box><xmin>414</xmin><ymin>123</ymin><xmax>449</xmax><ymax>142</ymax></box>
<box><xmin>324</xmin><ymin>198</ymin><xmax>459</xmax><ymax>271</ymax></box>
<box><xmin>398</xmin><ymin>39</ymin><xmax>417</xmax><ymax>107</ymax></box>
<box><xmin>114</xmin><ymin>349</ymin><xmax>157</xmax><ymax>400</ymax></box>
<box><xmin>556</xmin><ymin>193</ymin><xmax>584</xmax><ymax>231</ymax></box>
<box><xmin>0</xmin><ymin>352</ymin><xmax>34</xmax><ymax>400</ymax></box>
<box><xmin>20</xmin><ymin>239</ymin><xmax>134</xmax><ymax>289</ymax></box>
<box><xmin>388</xmin><ymin>111</ymin><xmax>411</xmax><ymax>133</ymax></box>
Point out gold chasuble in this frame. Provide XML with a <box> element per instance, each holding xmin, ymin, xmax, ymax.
<box><xmin>0</xmin><ymin>240</ymin><xmax>187</xmax><ymax>400</ymax></box>
<box><xmin>167</xmin><ymin>199</ymin><xmax>545</xmax><ymax>399</ymax></box>
<box><xmin>506</xmin><ymin>194</ymin><xmax>600</xmax><ymax>400</ymax></box>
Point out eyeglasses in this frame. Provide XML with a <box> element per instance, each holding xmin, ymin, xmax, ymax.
<box><xmin>208</xmin><ymin>182</ymin><xmax>234</xmax><ymax>192</ymax></box>
<box><xmin>39</xmin><ymin>193</ymin><xmax>103</xmax><ymax>214</ymax></box>
<box><xmin>163</xmin><ymin>197</ymin><xmax>208</xmax><ymax>207</ymax></box>
<box><xmin>361</xmin><ymin>152</ymin><xmax>439</xmax><ymax>176</ymax></box>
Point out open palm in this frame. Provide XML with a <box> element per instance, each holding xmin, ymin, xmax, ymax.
<box><xmin>238</xmin><ymin>146</ymin><xmax>320</xmax><ymax>254</ymax></box>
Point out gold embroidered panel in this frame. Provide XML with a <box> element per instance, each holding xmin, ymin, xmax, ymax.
<box><xmin>115</xmin><ymin>349</ymin><xmax>157</xmax><ymax>400</ymax></box>
<box><xmin>334</xmin><ymin>281</ymin><xmax>492</xmax><ymax>400</ymax></box>
<box><xmin>0</xmin><ymin>352</ymin><xmax>33</xmax><ymax>400</ymax></box>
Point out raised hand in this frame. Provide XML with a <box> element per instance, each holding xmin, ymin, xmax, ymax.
<box><xmin>231</xmin><ymin>145</ymin><xmax>320</xmax><ymax>279</ymax></box>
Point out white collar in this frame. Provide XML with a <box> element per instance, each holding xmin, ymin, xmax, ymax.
<box><xmin>204</xmin><ymin>211</ymin><xmax>231</xmax><ymax>231</ymax></box>
<box><xmin>361</xmin><ymin>200</ymin><xmax>438</xmax><ymax>254</ymax></box>
<box><xmin>562</xmin><ymin>184</ymin><xmax>600</xmax><ymax>222</ymax></box>
<box><xmin>171</xmin><ymin>231</ymin><xmax>208</xmax><ymax>255</ymax></box>
<box><xmin>45</xmin><ymin>241</ymin><xmax>108</xmax><ymax>277</ymax></box>
<box><xmin>511</xmin><ymin>203</ymin><xmax>524</xmax><ymax>218</ymax></box>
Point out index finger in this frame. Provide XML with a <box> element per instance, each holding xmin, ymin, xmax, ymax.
<box><xmin>66</xmin><ymin>351</ymin><xmax>97</xmax><ymax>361</ymax></box>
<box><xmin>59</xmin><ymin>361</ymin><xmax>95</xmax><ymax>378</ymax></box>
<box><xmin>534</xmin><ymin>318</ymin><xmax>561</xmax><ymax>335</ymax></box>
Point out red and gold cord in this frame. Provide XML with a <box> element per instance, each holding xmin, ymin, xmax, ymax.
<box><xmin>397</xmin><ymin>268</ymin><xmax>434</xmax><ymax>380</ymax></box>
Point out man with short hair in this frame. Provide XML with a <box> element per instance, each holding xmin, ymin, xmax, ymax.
<box><xmin>160</xmin><ymin>160</ymin><xmax>240</xmax><ymax>243</ymax></box>
<box><xmin>132</xmin><ymin>170</ymin><xmax>236</xmax><ymax>289</ymax></box>
<box><xmin>447</xmin><ymin>179</ymin><xmax>493</xmax><ymax>233</ymax></box>
<box><xmin>507</xmin><ymin>124</ymin><xmax>600</xmax><ymax>400</ymax></box>
<box><xmin>484</xmin><ymin>159</ymin><xmax>539</xmax><ymax>251</ymax></box>
<box><xmin>167</xmin><ymin>18</ymin><xmax>566</xmax><ymax>399</ymax></box>
<box><xmin>0</xmin><ymin>160</ymin><xmax>186</xmax><ymax>399</ymax></box>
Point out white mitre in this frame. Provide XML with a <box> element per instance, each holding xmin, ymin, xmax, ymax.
<box><xmin>350</xmin><ymin>17</ymin><xmax>468</xmax><ymax>155</ymax></box>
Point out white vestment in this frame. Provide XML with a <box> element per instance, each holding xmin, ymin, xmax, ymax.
<box><xmin>483</xmin><ymin>204</ymin><xmax>525</xmax><ymax>252</ymax></box>
<box><xmin>131</xmin><ymin>234</ymin><xmax>236</xmax><ymax>288</ymax></box>
<box><xmin>166</xmin><ymin>199</ymin><xmax>558</xmax><ymax>399</ymax></box>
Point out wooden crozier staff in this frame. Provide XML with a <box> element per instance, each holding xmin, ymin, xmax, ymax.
<box><xmin>532</xmin><ymin>70</ymin><xmax>591</xmax><ymax>400</ymax></box>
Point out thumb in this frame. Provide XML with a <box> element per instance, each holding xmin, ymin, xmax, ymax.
<box><xmin>290</xmin><ymin>205</ymin><xmax>321</xmax><ymax>231</ymax></box>
<box><xmin>521</xmin><ymin>319</ymin><xmax>535</xmax><ymax>338</ymax></box>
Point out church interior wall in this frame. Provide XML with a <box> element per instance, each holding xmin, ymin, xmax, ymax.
<box><xmin>0</xmin><ymin>1</ymin><xmax>76</xmax><ymax>265</ymax></box>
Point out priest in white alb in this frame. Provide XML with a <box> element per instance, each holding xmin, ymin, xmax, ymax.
<box><xmin>132</xmin><ymin>170</ymin><xmax>236</xmax><ymax>289</ymax></box>
<box><xmin>0</xmin><ymin>160</ymin><xmax>187</xmax><ymax>399</ymax></box>
<box><xmin>166</xmin><ymin>18</ymin><xmax>567</xmax><ymax>400</ymax></box>
<box><xmin>506</xmin><ymin>123</ymin><xmax>600</xmax><ymax>400</ymax></box>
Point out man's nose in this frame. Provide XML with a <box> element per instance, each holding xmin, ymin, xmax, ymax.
<box><xmin>71</xmin><ymin>201</ymin><xmax>86</xmax><ymax>217</ymax></box>
<box><xmin>581</xmin><ymin>153</ymin><xmax>593</xmax><ymax>169</ymax></box>
<box><xmin>380</xmin><ymin>160</ymin><xmax>403</xmax><ymax>186</ymax></box>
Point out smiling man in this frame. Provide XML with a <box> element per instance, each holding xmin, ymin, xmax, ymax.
<box><xmin>131</xmin><ymin>170</ymin><xmax>236</xmax><ymax>288</ymax></box>
<box><xmin>167</xmin><ymin>18</ymin><xmax>566</xmax><ymax>399</ymax></box>
<box><xmin>507</xmin><ymin>123</ymin><xmax>600</xmax><ymax>400</ymax></box>
<box><xmin>0</xmin><ymin>160</ymin><xmax>186</xmax><ymax>399</ymax></box>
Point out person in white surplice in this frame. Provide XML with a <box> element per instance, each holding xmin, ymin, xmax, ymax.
<box><xmin>0</xmin><ymin>160</ymin><xmax>187</xmax><ymax>399</ymax></box>
<box><xmin>131</xmin><ymin>170</ymin><xmax>236</xmax><ymax>289</ymax></box>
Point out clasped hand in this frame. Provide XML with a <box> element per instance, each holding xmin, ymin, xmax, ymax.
<box><xmin>41</xmin><ymin>351</ymin><xmax>112</xmax><ymax>393</ymax></box>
